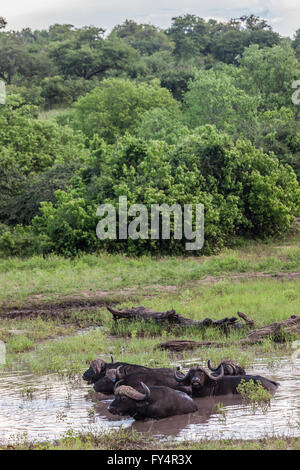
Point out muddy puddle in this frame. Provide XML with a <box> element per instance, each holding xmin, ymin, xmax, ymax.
<box><xmin>0</xmin><ymin>356</ymin><xmax>299</xmax><ymax>444</ymax></box>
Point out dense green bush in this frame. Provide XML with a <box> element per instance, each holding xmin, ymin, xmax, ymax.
<box><xmin>0</xmin><ymin>94</ymin><xmax>87</xmax><ymax>174</ymax></box>
<box><xmin>30</xmin><ymin>128</ymin><xmax>300</xmax><ymax>256</ymax></box>
<box><xmin>69</xmin><ymin>78</ymin><xmax>180</xmax><ymax>143</ymax></box>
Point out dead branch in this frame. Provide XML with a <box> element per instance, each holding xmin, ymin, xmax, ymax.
<box><xmin>241</xmin><ymin>315</ymin><xmax>300</xmax><ymax>344</ymax></box>
<box><xmin>157</xmin><ymin>340</ymin><xmax>223</xmax><ymax>352</ymax></box>
<box><xmin>107</xmin><ymin>305</ymin><xmax>245</xmax><ymax>330</ymax></box>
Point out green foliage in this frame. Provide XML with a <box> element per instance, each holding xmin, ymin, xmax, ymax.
<box><xmin>0</xmin><ymin>94</ymin><xmax>86</xmax><ymax>174</ymax></box>
<box><xmin>237</xmin><ymin>378</ymin><xmax>272</xmax><ymax>412</ymax></box>
<box><xmin>183</xmin><ymin>69</ymin><xmax>260</xmax><ymax>136</ymax></box>
<box><xmin>0</xmin><ymin>17</ymin><xmax>299</xmax><ymax>258</ymax></box>
<box><xmin>0</xmin><ymin>32</ymin><xmax>39</xmax><ymax>84</ymax></box>
<box><xmin>41</xmin><ymin>76</ymin><xmax>97</xmax><ymax>107</ymax></box>
<box><xmin>250</xmin><ymin>108</ymin><xmax>300</xmax><ymax>181</ymax></box>
<box><xmin>7</xmin><ymin>161</ymin><xmax>82</xmax><ymax>225</ymax></box>
<box><xmin>111</xmin><ymin>20</ymin><xmax>174</xmax><ymax>55</ymax></box>
<box><xmin>238</xmin><ymin>44</ymin><xmax>300</xmax><ymax>110</ymax></box>
<box><xmin>70</xmin><ymin>78</ymin><xmax>180</xmax><ymax>142</ymax></box>
<box><xmin>32</xmin><ymin>191</ymin><xmax>98</xmax><ymax>257</ymax></box>
<box><xmin>135</xmin><ymin>108</ymin><xmax>188</xmax><ymax>144</ymax></box>
<box><xmin>30</xmin><ymin>128</ymin><xmax>300</xmax><ymax>256</ymax></box>
<box><xmin>0</xmin><ymin>225</ymin><xmax>41</xmax><ymax>257</ymax></box>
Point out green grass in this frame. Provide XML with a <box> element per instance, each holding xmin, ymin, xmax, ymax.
<box><xmin>1</xmin><ymin>428</ymin><xmax>299</xmax><ymax>450</ymax></box>
<box><xmin>0</xmin><ymin>231</ymin><xmax>299</xmax><ymax>307</ymax></box>
<box><xmin>2</xmin><ymin>276</ymin><xmax>298</xmax><ymax>376</ymax></box>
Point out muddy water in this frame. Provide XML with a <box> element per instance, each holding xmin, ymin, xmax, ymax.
<box><xmin>0</xmin><ymin>356</ymin><xmax>299</xmax><ymax>443</ymax></box>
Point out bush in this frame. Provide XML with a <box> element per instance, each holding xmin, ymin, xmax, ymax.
<box><xmin>0</xmin><ymin>225</ymin><xmax>41</xmax><ymax>257</ymax></box>
<box><xmin>30</xmin><ymin>127</ymin><xmax>300</xmax><ymax>256</ymax></box>
<box><xmin>69</xmin><ymin>78</ymin><xmax>180</xmax><ymax>143</ymax></box>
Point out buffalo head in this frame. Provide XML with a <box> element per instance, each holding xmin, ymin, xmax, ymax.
<box><xmin>93</xmin><ymin>367</ymin><xmax>119</xmax><ymax>393</ymax></box>
<box><xmin>108</xmin><ymin>382</ymin><xmax>150</xmax><ymax>417</ymax></box>
<box><xmin>82</xmin><ymin>358</ymin><xmax>107</xmax><ymax>384</ymax></box>
<box><xmin>175</xmin><ymin>365</ymin><xmax>224</xmax><ymax>396</ymax></box>
<box><xmin>207</xmin><ymin>360</ymin><xmax>246</xmax><ymax>376</ymax></box>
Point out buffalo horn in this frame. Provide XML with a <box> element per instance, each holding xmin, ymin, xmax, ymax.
<box><xmin>115</xmin><ymin>365</ymin><xmax>124</xmax><ymax>380</ymax></box>
<box><xmin>174</xmin><ymin>370</ymin><xmax>189</xmax><ymax>383</ymax></box>
<box><xmin>140</xmin><ymin>382</ymin><xmax>151</xmax><ymax>399</ymax></box>
<box><xmin>226</xmin><ymin>364</ymin><xmax>234</xmax><ymax>374</ymax></box>
<box><xmin>207</xmin><ymin>360</ymin><xmax>220</xmax><ymax>372</ymax></box>
<box><xmin>114</xmin><ymin>384</ymin><xmax>147</xmax><ymax>401</ymax></box>
<box><xmin>206</xmin><ymin>364</ymin><xmax>224</xmax><ymax>381</ymax></box>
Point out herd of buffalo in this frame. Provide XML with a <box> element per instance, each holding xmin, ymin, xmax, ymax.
<box><xmin>82</xmin><ymin>357</ymin><xmax>279</xmax><ymax>420</ymax></box>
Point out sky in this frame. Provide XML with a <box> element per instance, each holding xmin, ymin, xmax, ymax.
<box><xmin>1</xmin><ymin>0</ymin><xmax>299</xmax><ymax>37</ymax></box>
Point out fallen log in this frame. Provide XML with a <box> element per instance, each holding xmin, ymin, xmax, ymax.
<box><xmin>241</xmin><ymin>315</ymin><xmax>300</xmax><ymax>344</ymax></box>
<box><xmin>157</xmin><ymin>340</ymin><xmax>223</xmax><ymax>351</ymax></box>
<box><xmin>106</xmin><ymin>305</ymin><xmax>248</xmax><ymax>330</ymax></box>
<box><xmin>237</xmin><ymin>311</ymin><xmax>255</xmax><ymax>327</ymax></box>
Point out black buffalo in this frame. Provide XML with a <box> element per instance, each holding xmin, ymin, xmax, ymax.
<box><xmin>207</xmin><ymin>360</ymin><xmax>246</xmax><ymax>376</ymax></box>
<box><xmin>93</xmin><ymin>364</ymin><xmax>186</xmax><ymax>395</ymax></box>
<box><xmin>108</xmin><ymin>382</ymin><xmax>198</xmax><ymax>420</ymax></box>
<box><xmin>174</xmin><ymin>365</ymin><xmax>279</xmax><ymax>397</ymax></box>
<box><xmin>82</xmin><ymin>357</ymin><xmax>150</xmax><ymax>385</ymax></box>
<box><xmin>105</xmin><ymin>367</ymin><xmax>192</xmax><ymax>396</ymax></box>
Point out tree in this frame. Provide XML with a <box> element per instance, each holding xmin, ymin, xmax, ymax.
<box><xmin>0</xmin><ymin>33</ymin><xmax>38</xmax><ymax>84</ymax></box>
<box><xmin>183</xmin><ymin>70</ymin><xmax>260</xmax><ymax>136</ymax></box>
<box><xmin>111</xmin><ymin>20</ymin><xmax>174</xmax><ymax>55</ymax></box>
<box><xmin>210</xmin><ymin>29</ymin><xmax>251</xmax><ymax>63</ymax></box>
<box><xmin>292</xmin><ymin>29</ymin><xmax>300</xmax><ymax>60</ymax></box>
<box><xmin>49</xmin><ymin>27</ymin><xmax>138</xmax><ymax>79</ymax></box>
<box><xmin>135</xmin><ymin>108</ymin><xmax>188</xmax><ymax>144</ymax></box>
<box><xmin>31</xmin><ymin>128</ymin><xmax>300</xmax><ymax>256</ymax></box>
<box><xmin>70</xmin><ymin>78</ymin><xmax>180</xmax><ymax>142</ymax></box>
<box><xmin>166</xmin><ymin>14</ymin><xmax>210</xmax><ymax>58</ymax></box>
<box><xmin>0</xmin><ymin>94</ymin><xmax>87</xmax><ymax>175</ymax></box>
<box><xmin>239</xmin><ymin>15</ymin><xmax>271</xmax><ymax>31</ymax></box>
<box><xmin>250</xmin><ymin>107</ymin><xmax>300</xmax><ymax>181</ymax></box>
<box><xmin>238</xmin><ymin>44</ymin><xmax>300</xmax><ymax>110</ymax></box>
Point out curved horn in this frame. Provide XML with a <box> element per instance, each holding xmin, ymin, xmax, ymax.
<box><xmin>174</xmin><ymin>369</ymin><xmax>189</xmax><ymax>383</ymax></box>
<box><xmin>115</xmin><ymin>385</ymin><xmax>147</xmax><ymax>401</ymax></box>
<box><xmin>115</xmin><ymin>365</ymin><xmax>124</xmax><ymax>380</ymax></box>
<box><xmin>207</xmin><ymin>360</ymin><xmax>220</xmax><ymax>372</ymax></box>
<box><xmin>111</xmin><ymin>355</ymin><xmax>114</xmax><ymax>364</ymax></box>
<box><xmin>206</xmin><ymin>364</ymin><xmax>224</xmax><ymax>381</ymax></box>
<box><xmin>225</xmin><ymin>364</ymin><xmax>234</xmax><ymax>375</ymax></box>
<box><xmin>91</xmin><ymin>359</ymin><xmax>106</xmax><ymax>374</ymax></box>
<box><xmin>114</xmin><ymin>379</ymin><xmax>124</xmax><ymax>392</ymax></box>
<box><xmin>140</xmin><ymin>382</ymin><xmax>150</xmax><ymax>399</ymax></box>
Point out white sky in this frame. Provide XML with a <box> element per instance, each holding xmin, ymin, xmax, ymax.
<box><xmin>1</xmin><ymin>0</ymin><xmax>299</xmax><ymax>37</ymax></box>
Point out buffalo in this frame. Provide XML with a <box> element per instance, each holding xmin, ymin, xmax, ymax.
<box><xmin>174</xmin><ymin>365</ymin><xmax>279</xmax><ymax>397</ymax></box>
<box><xmin>82</xmin><ymin>357</ymin><xmax>150</xmax><ymax>385</ymax></box>
<box><xmin>102</xmin><ymin>366</ymin><xmax>192</xmax><ymax>396</ymax></box>
<box><xmin>108</xmin><ymin>382</ymin><xmax>198</xmax><ymax>420</ymax></box>
<box><xmin>207</xmin><ymin>360</ymin><xmax>246</xmax><ymax>376</ymax></box>
<box><xmin>93</xmin><ymin>363</ymin><xmax>183</xmax><ymax>395</ymax></box>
